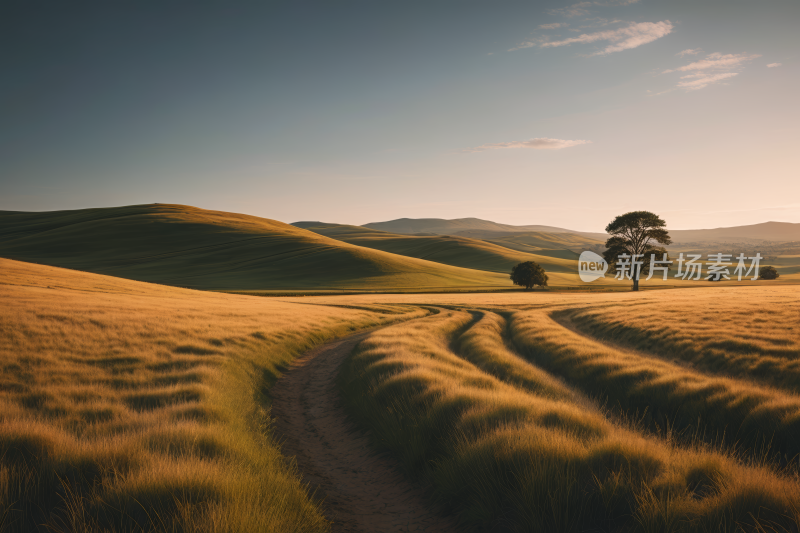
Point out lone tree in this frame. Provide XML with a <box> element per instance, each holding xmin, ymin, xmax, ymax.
<box><xmin>759</xmin><ymin>266</ymin><xmax>780</xmax><ymax>280</ymax></box>
<box><xmin>603</xmin><ymin>211</ymin><xmax>672</xmax><ymax>292</ymax></box>
<box><xmin>511</xmin><ymin>261</ymin><xmax>548</xmax><ymax>290</ymax></box>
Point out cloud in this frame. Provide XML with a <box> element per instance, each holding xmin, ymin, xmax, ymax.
<box><xmin>539</xmin><ymin>22</ymin><xmax>568</xmax><ymax>29</ymax></box>
<box><xmin>663</xmin><ymin>52</ymin><xmax>761</xmax><ymax>74</ymax></box>
<box><xmin>676</xmin><ymin>72</ymin><xmax>739</xmax><ymax>91</ymax></box>
<box><xmin>579</xmin><ymin>17</ymin><xmax>625</xmax><ymax>28</ymax></box>
<box><xmin>767</xmin><ymin>62</ymin><xmax>782</xmax><ymax>68</ymax></box>
<box><xmin>549</xmin><ymin>0</ymin><xmax>639</xmax><ymax>17</ymax></box>
<box><xmin>466</xmin><ymin>138</ymin><xmax>592</xmax><ymax>152</ymax></box>
<box><xmin>509</xmin><ymin>38</ymin><xmax>545</xmax><ymax>51</ymax></box>
<box><xmin>549</xmin><ymin>2</ymin><xmax>594</xmax><ymax>17</ymax></box>
<box><xmin>536</xmin><ymin>21</ymin><xmax>673</xmax><ymax>55</ymax></box>
<box><xmin>676</xmin><ymin>48</ymin><xmax>701</xmax><ymax>57</ymax></box>
<box><xmin>661</xmin><ymin>52</ymin><xmax>760</xmax><ymax>92</ymax></box>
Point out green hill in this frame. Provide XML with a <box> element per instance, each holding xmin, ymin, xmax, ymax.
<box><xmin>449</xmin><ymin>229</ymin><xmax>606</xmax><ymax>257</ymax></box>
<box><xmin>0</xmin><ymin>204</ymin><xmax>511</xmax><ymax>291</ymax></box>
<box><xmin>292</xmin><ymin>222</ymin><xmax>581</xmax><ymax>273</ymax></box>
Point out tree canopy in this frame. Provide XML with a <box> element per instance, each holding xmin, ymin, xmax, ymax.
<box><xmin>759</xmin><ymin>266</ymin><xmax>780</xmax><ymax>280</ymax></box>
<box><xmin>510</xmin><ymin>261</ymin><xmax>548</xmax><ymax>290</ymax></box>
<box><xmin>603</xmin><ymin>211</ymin><xmax>672</xmax><ymax>291</ymax></box>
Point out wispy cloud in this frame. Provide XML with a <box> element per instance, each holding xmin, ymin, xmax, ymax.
<box><xmin>549</xmin><ymin>2</ymin><xmax>594</xmax><ymax>17</ymax></box>
<box><xmin>677</xmin><ymin>72</ymin><xmax>739</xmax><ymax>91</ymax></box>
<box><xmin>676</xmin><ymin>48</ymin><xmax>701</xmax><ymax>57</ymax></box>
<box><xmin>579</xmin><ymin>18</ymin><xmax>624</xmax><ymax>28</ymax></box>
<box><xmin>767</xmin><ymin>62</ymin><xmax>782</xmax><ymax>68</ymax></box>
<box><xmin>539</xmin><ymin>22</ymin><xmax>568</xmax><ymax>29</ymax></box>
<box><xmin>661</xmin><ymin>52</ymin><xmax>761</xmax><ymax>91</ymax></box>
<box><xmin>549</xmin><ymin>0</ymin><xmax>639</xmax><ymax>17</ymax></box>
<box><xmin>509</xmin><ymin>39</ymin><xmax>545</xmax><ymax>52</ymax></box>
<box><xmin>663</xmin><ymin>52</ymin><xmax>761</xmax><ymax>74</ymax></box>
<box><xmin>465</xmin><ymin>138</ymin><xmax>592</xmax><ymax>153</ymax></box>
<box><xmin>530</xmin><ymin>21</ymin><xmax>673</xmax><ymax>55</ymax></box>
<box><xmin>597</xmin><ymin>0</ymin><xmax>641</xmax><ymax>5</ymax></box>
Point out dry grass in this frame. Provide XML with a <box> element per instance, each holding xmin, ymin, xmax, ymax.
<box><xmin>509</xmin><ymin>310</ymin><xmax>800</xmax><ymax>459</ymax></box>
<box><xmin>454</xmin><ymin>312</ymin><xmax>577</xmax><ymax>402</ymax></box>
<box><xmin>279</xmin><ymin>283</ymin><xmax>800</xmax><ymax>311</ymax></box>
<box><xmin>5</xmin><ymin>256</ymin><xmax>800</xmax><ymax>532</ymax></box>
<box><xmin>339</xmin><ymin>308</ymin><xmax>800</xmax><ymax>532</ymax></box>
<box><xmin>564</xmin><ymin>298</ymin><xmax>800</xmax><ymax>393</ymax></box>
<box><xmin>0</xmin><ymin>258</ymin><xmax>425</xmax><ymax>532</ymax></box>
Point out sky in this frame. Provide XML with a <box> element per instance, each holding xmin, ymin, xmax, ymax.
<box><xmin>1</xmin><ymin>0</ymin><xmax>798</xmax><ymax>232</ymax></box>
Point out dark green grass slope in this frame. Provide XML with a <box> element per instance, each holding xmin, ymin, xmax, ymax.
<box><xmin>0</xmin><ymin>204</ymin><xmax>509</xmax><ymax>290</ymax></box>
<box><xmin>452</xmin><ymin>229</ymin><xmax>606</xmax><ymax>258</ymax></box>
<box><xmin>292</xmin><ymin>222</ymin><xmax>579</xmax><ymax>273</ymax></box>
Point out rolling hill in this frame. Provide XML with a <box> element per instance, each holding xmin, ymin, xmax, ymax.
<box><xmin>449</xmin><ymin>229</ymin><xmax>606</xmax><ymax>256</ymax></box>
<box><xmin>291</xmin><ymin>222</ymin><xmax>583</xmax><ymax>273</ymax></box>
<box><xmin>364</xmin><ymin>217</ymin><xmax>800</xmax><ymax>245</ymax></box>
<box><xmin>0</xmin><ymin>204</ymin><xmax>511</xmax><ymax>291</ymax></box>
<box><xmin>668</xmin><ymin>221</ymin><xmax>800</xmax><ymax>243</ymax></box>
<box><xmin>362</xmin><ymin>217</ymin><xmax>608</xmax><ymax>240</ymax></box>
<box><xmin>363</xmin><ymin>217</ymin><xmax>572</xmax><ymax>235</ymax></box>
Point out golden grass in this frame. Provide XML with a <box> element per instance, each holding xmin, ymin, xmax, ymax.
<box><xmin>509</xmin><ymin>310</ymin><xmax>800</xmax><ymax>458</ymax></box>
<box><xmin>454</xmin><ymin>312</ymin><xmax>577</xmax><ymax>402</ymax></box>
<box><xmin>5</xmin><ymin>256</ymin><xmax>800</xmax><ymax>532</ymax></box>
<box><xmin>0</xmin><ymin>258</ymin><xmax>425</xmax><ymax>532</ymax></box>
<box><xmin>339</xmin><ymin>308</ymin><xmax>800</xmax><ymax>532</ymax></box>
<box><xmin>564</xmin><ymin>297</ymin><xmax>800</xmax><ymax>393</ymax></box>
<box><xmin>278</xmin><ymin>282</ymin><xmax>800</xmax><ymax>310</ymax></box>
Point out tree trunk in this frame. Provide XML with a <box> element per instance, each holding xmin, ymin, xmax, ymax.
<box><xmin>632</xmin><ymin>264</ymin><xmax>640</xmax><ymax>291</ymax></box>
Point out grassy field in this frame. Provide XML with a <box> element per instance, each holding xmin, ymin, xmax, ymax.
<box><xmin>328</xmin><ymin>286</ymin><xmax>800</xmax><ymax>532</ymax></box>
<box><xmin>0</xmin><ymin>258</ymin><xmax>426</xmax><ymax>532</ymax></box>
<box><xmin>511</xmin><ymin>310</ymin><xmax>800</xmax><ymax>457</ymax></box>
<box><xmin>0</xmin><ymin>205</ymin><xmax>511</xmax><ymax>291</ymax></box>
<box><xmin>3</xmin><ymin>255</ymin><xmax>800</xmax><ymax>532</ymax></box>
<box><xmin>339</xmin><ymin>305</ymin><xmax>800</xmax><ymax>532</ymax></box>
<box><xmin>563</xmin><ymin>298</ymin><xmax>800</xmax><ymax>393</ymax></box>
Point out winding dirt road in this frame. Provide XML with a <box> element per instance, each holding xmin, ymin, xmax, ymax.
<box><xmin>271</xmin><ymin>328</ymin><xmax>460</xmax><ymax>533</ymax></box>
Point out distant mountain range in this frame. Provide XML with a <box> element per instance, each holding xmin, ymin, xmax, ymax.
<box><xmin>668</xmin><ymin>222</ymin><xmax>800</xmax><ymax>243</ymax></box>
<box><xmin>362</xmin><ymin>218</ymin><xmax>608</xmax><ymax>241</ymax></box>
<box><xmin>364</xmin><ymin>217</ymin><xmax>577</xmax><ymax>235</ymax></box>
<box><xmin>360</xmin><ymin>218</ymin><xmax>800</xmax><ymax>244</ymax></box>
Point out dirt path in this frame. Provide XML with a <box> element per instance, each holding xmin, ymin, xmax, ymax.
<box><xmin>271</xmin><ymin>328</ymin><xmax>460</xmax><ymax>533</ymax></box>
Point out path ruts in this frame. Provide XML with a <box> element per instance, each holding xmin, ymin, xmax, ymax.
<box><xmin>271</xmin><ymin>328</ymin><xmax>460</xmax><ymax>533</ymax></box>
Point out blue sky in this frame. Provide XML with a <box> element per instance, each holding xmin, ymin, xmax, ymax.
<box><xmin>1</xmin><ymin>0</ymin><xmax>798</xmax><ymax>231</ymax></box>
